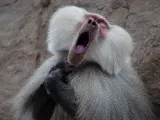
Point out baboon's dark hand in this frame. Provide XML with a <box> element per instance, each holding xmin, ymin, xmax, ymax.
<box><xmin>44</xmin><ymin>62</ymin><xmax>78</xmax><ymax>118</ymax></box>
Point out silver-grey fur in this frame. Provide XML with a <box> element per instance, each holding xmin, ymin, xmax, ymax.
<box><xmin>12</xmin><ymin>6</ymin><xmax>155</xmax><ymax>120</ymax></box>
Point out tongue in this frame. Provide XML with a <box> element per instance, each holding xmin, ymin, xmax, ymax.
<box><xmin>75</xmin><ymin>45</ymin><xmax>85</xmax><ymax>54</ymax></box>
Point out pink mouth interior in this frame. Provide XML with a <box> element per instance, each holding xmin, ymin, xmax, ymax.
<box><xmin>74</xmin><ymin>32</ymin><xmax>89</xmax><ymax>54</ymax></box>
<box><xmin>75</xmin><ymin>45</ymin><xmax>85</xmax><ymax>53</ymax></box>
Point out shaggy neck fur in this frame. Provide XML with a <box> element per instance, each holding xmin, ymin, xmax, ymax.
<box><xmin>57</xmin><ymin>51</ymin><xmax>116</xmax><ymax>77</ymax></box>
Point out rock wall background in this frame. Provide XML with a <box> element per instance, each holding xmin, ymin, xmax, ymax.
<box><xmin>0</xmin><ymin>0</ymin><xmax>159</xmax><ymax>119</ymax></box>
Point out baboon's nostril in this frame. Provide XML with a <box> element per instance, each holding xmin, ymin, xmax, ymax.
<box><xmin>92</xmin><ymin>21</ymin><xmax>96</xmax><ymax>26</ymax></box>
<box><xmin>88</xmin><ymin>19</ymin><xmax>92</xmax><ymax>24</ymax></box>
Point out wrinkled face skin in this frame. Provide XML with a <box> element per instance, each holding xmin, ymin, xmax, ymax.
<box><xmin>67</xmin><ymin>13</ymin><xmax>110</xmax><ymax>66</ymax></box>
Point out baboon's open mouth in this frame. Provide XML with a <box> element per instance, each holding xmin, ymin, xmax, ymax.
<box><xmin>67</xmin><ymin>31</ymin><xmax>92</xmax><ymax>66</ymax></box>
<box><xmin>67</xmin><ymin>20</ymin><xmax>99</xmax><ymax>66</ymax></box>
<box><xmin>74</xmin><ymin>32</ymin><xmax>90</xmax><ymax>54</ymax></box>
